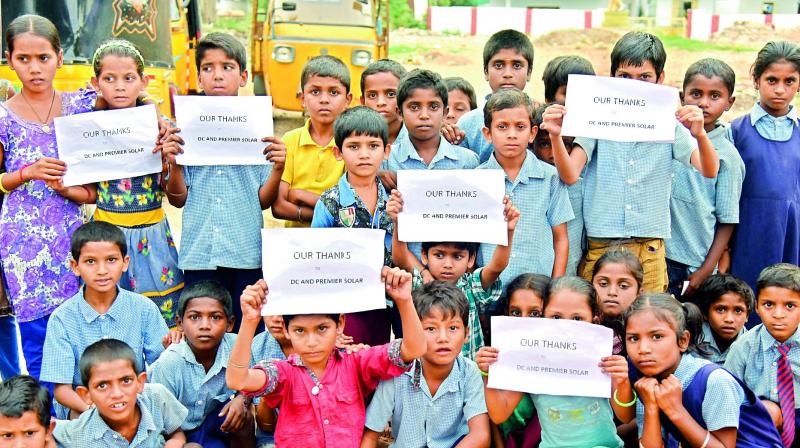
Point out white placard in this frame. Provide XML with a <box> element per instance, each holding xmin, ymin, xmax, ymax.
<box><xmin>56</xmin><ymin>105</ymin><xmax>161</xmax><ymax>187</ymax></box>
<box><xmin>488</xmin><ymin>316</ymin><xmax>613</xmax><ymax>398</ymax></box>
<box><xmin>174</xmin><ymin>96</ymin><xmax>273</xmax><ymax>166</ymax></box>
<box><xmin>261</xmin><ymin>228</ymin><xmax>386</xmax><ymax>315</ymax></box>
<box><xmin>561</xmin><ymin>74</ymin><xmax>680</xmax><ymax>142</ymax></box>
<box><xmin>397</xmin><ymin>169</ymin><xmax>507</xmax><ymax>245</ymax></box>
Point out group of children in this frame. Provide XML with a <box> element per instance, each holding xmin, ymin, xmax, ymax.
<box><xmin>0</xmin><ymin>10</ymin><xmax>799</xmax><ymax>448</ymax></box>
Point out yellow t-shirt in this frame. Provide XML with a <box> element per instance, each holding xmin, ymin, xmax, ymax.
<box><xmin>281</xmin><ymin>119</ymin><xmax>344</xmax><ymax>227</ymax></box>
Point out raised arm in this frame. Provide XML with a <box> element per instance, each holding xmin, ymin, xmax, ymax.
<box><xmin>387</xmin><ymin>190</ymin><xmax>426</xmax><ymax>272</ymax></box>
<box><xmin>541</xmin><ymin>105</ymin><xmax>588</xmax><ymax>185</ymax></box>
<box><xmin>160</xmin><ymin>130</ymin><xmax>188</xmax><ymax>207</ymax></box>
<box><xmin>227</xmin><ymin>280</ymin><xmax>271</xmax><ymax>393</ymax></box>
<box><xmin>382</xmin><ymin>267</ymin><xmax>425</xmax><ymax>362</ymax></box>
<box><xmin>259</xmin><ymin>136</ymin><xmax>287</xmax><ymax>209</ymax></box>
<box><xmin>678</xmin><ymin>105</ymin><xmax>719</xmax><ymax>178</ymax></box>
<box><xmin>481</xmin><ymin>196</ymin><xmax>519</xmax><ymax>289</ymax></box>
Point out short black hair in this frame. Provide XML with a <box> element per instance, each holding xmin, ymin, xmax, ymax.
<box><xmin>483</xmin><ymin>88</ymin><xmax>533</xmax><ymax>128</ymax></box>
<box><xmin>610</xmin><ymin>31</ymin><xmax>666</xmax><ymax>77</ymax></box>
<box><xmin>70</xmin><ymin>221</ymin><xmax>127</xmax><ymax>260</ymax></box>
<box><xmin>413</xmin><ymin>281</ymin><xmax>469</xmax><ymax>327</ymax></box>
<box><xmin>444</xmin><ymin>77</ymin><xmax>478</xmax><ymax>110</ymax></box>
<box><xmin>757</xmin><ymin>263</ymin><xmax>800</xmax><ymax>295</ymax></box>
<box><xmin>421</xmin><ymin>241</ymin><xmax>479</xmax><ymax>257</ymax></box>
<box><xmin>542</xmin><ymin>55</ymin><xmax>595</xmax><ymax>103</ymax></box>
<box><xmin>301</xmin><ymin>55</ymin><xmax>351</xmax><ymax>92</ymax></box>
<box><xmin>196</xmin><ymin>32</ymin><xmax>247</xmax><ymax>72</ymax></box>
<box><xmin>334</xmin><ymin>106</ymin><xmax>389</xmax><ymax>149</ymax></box>
<box><xmin>0</xmin><ymin>375</ymin><xmax>51</xmax><ymax>428</ymax></box>
<box><xmin>283</xmin><ymin>313</ymin><xmax>342</xmax><ymax>328</ymax></box>
<box><xmin>360</xmin><ymin>59</ymin><xmax>407</xmax><ymax>94</ymax></box>
<box><xmin>397</xmin><ymin>69</ymin><xmax>448</xmax><ymax>110</ymax></box>
<box><xmin>531</xmin><ymin>102</ymin><xmax>548</xmax><ymax>128</ymax></box>
<box><xmin>178</xmin><ymin>280</ymin><xmax>233</xmax><ymax>318</ymax></box>
<box><xmin>483</xmin><ymin>29</ymin><xmax>534</xmax><ymax>75</ymax></box>
<box><xmin>683</xmin><ymin>58</ymin><xmax>736</xmax><ymax>97</ymax></box>
<box><xmin>79</xmin><ymin>339</ymin><xmax>139</xmax><ymax>386</ymax></box>
<box><xmin>751</xmin><ymin>40</ymin><xmax>800</xmax><ymax>80</ymax></box>
<box><xmin>544</xmin><ymin>275</ymin><xmax>598</xmax><ymax>317</ymax></box>
<box><xmin>694</xmin><ymin>274</ymin><xmax>754</xmax><ymax>317</ymax></box>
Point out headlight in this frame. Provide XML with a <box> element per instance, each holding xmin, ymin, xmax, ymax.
<box><xmin>351</xmin><ymin>49</ymin><xmax>372</xmax><ymax>67</ymax></box>
<box><xmin>272</xmin><ymin>46</ymin><xmax>295</xmax><ymax>63</ymax></box>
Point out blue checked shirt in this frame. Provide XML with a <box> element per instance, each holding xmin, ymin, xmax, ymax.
<box><xmin>637</xmin><ymin>354</ymin><xmax>744</xmax><ymax>437</ymax></box>
<box><xmin>148</xmin><ymin>333</ymin><xmax>237</xmax><ymax>431</ymax></box>
<box><xmin>666</xmin><ymin>123</ymin><xmax>745</xmax><ymax>269</ymax></box>
<box><xmin>575</xmin><ymin>121</ymin><xmax>696</xmax><ymax>239</ymax></box>
<box><xmin>364</xmin><ymin>357</ymin><xmax>487</xmax><ymax>448</ymax></box>
<box><xmin>457</xmin><ymin>108</ymin><xmax>494</xmax><ymax>163</ymax></box>
<box><xmin>251</xmin><ymin>331</ymin><xmax>288</xmax><ymax>366</ymax></box>
<box><xmin>477</xmin><ymin>152</ymin><xmax>574</xmax><ymax>284</ymax></box>
<box><xmin>53</xmin><ymin>383</ymin><xmax>188</xmax><ymax>448</ymax></box>
<box><xmin>724</xmin><ymin>324</ymin><xmax>800</xmax><ymax>407</ymax></box>
<box><xmin>566</xmin><ymin>178</ymin><xmax>585</xmax><ymax>275</ymax></box>
<box><xmin>179</xmin><ymin>164</ymin><xmax>272</xmax><ymax>270</ymax></box>
<box><xmin>751</xmin><ymin>103</ymin><xmax>798</xmax><ymax>141</ymax></box>
<box><xmin>690</xmin><ymin>321</ymin><xmax>744</xmax><ymax>365</ymax></box>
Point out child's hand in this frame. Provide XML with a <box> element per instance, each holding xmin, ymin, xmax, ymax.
<box><xmin>386</xmin><ymin>190</ymin><xmax>404</xmax><ymax>222</ymax></box>
<box><xmin>159</xmin><ymin>130</ymin><xmax>184</xmax><ymax>164</ymax></box>
<box><xmin>634</xmin><ymin>377</ymin><xmax>659</xmax><ymax>411</ymax></box>
<box><xmin>163</xmin><ymin>440</ymin><xmax>185</xmax><ymax>448</ymax></box>
<box><xmin>503</xmin><ymin>196</ymin><xmax>520</xmax><ymax>232</ymax></box>
<box><xmin>218</xmin><ymin>395</ymin><xmax>248</xmax><ymax>433</ymax></box>
<box><xmin>441</xmin><ymin>123</ymin><xmax>465</xmax><ymax>145</ymax></box>
<box><xmin>599</xmin><ymin>355</ymin><xmax>629</xmax><ymax>388</ymax></box>
<box><xmin>540</xmin><ymin>104</ymin><xmax>566</xmax><ymax>137</ymax></box>
<box><xmin>343</xmin><ymin>343</ymin><xmax>371</xmax><ymax>354</ymax></box>
<box><xmin>379</xmin><ymin>170</ymin><xmax>397</xmax><ymax>191</ymax></box>
<box><xmin>162</xmin><ymin>329</ymin><xmax>184</xmax><ymax>348</ymax></box>
<box><xmin>335</xmin><ymin>333</ymin><xmax>354</xmax><ymax>348</ymax></box>
<box><xmin>240</xmin><ymin>280</ymin><xmax>268</xmax><ymax>323</ymax></box>
<box><xmin>382</xmin><ymin>266</ymin><xmax>412</xmax><ymax>304</ymax></box>
<box><xmin>653</xmin><ymin>374</ymin><xmax>685</xmax><ymax>420</ymax></box>
<box><xmin>262</xmin><ymin>136</ymin><xmax>287</xmax><ymax>172</ymax></box>
<box><xmin>45</xmin><ymin>178</ymin><xmax>67</xmax><ymax>192</ymax></box>
<box><xmin>26</xmin><ymin>157</ymin><xmax>66</xmax><ymax>181</ymax></box>
<box><xmin>475</xmin><ymin>346</ymin><xmax>499</xmax><ymax>373</ymax></box>
<box><xmin>421</xmin><ymin>269</ymin><xmax>434</xmax><ymax>284</ymax></box>
<box><xmin>676</xmin><ymin>104</ymin><xmax>706</xmax><ymax>138</ymax></box>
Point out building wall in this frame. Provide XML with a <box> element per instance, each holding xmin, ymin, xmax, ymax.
<box><xmin>485</xmin><ymin>0</ymin><xmax>607</xmax><ymax>8</ymax></box>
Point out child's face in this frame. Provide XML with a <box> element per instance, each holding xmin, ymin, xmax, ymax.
<box><xmin>401</xmin><ymin>87</ymin><xmax>445</xmax><ymax>143</ymax></box>
<box><xmin>626</xmin><ymin>310</ymin><xmax>689</xmax><ymax>379</ymax></box>
<box><xmin>285</xmin><ymin>315</ymin><xmax>344</xmax><ymax>369</ymax></box>
<box><xmin>361</xmin><ymin>72</ymin><xmax>401</xmax><ymax>125</ymax></box>
<box><xmin>91</xmin><ymin>55</ymin><xmax>148</xmax><ymax>110</ymax></box>
<box><xmin>197</xmin><ymin>48</ymin><xmax>246</xmax><ymax>96</ymax></box>
<box><xmin>681</xmin><ymin>75</ymin><xmax>734</xmax><ymax>129</ymax></box>
<box><xmin>421</xmin><ymin>306</ymin><xmax>466</xmax><ymax>367</ymax></box>
<box><xmin>178</xmin><ymin>297</ymin><xmax>233</xmax><ymax>355</ymax></box>
<box><xmin>0</xmin><ymin>411</ymin><xmax>51</xmax><ymax>448</ymax></box>
<box><xmin>484</xmin><ymin>48</ymin><xmax>530</xmax><ymax>92</ymax></box>
<box><xmin>482</xmin><ymin>106</ymin><xmax>535</xmax><ymax>161</ymax></box>
<box><xmin>444</xmin><ymin>89</ymin><xmax>472</xmax><ymax>125</ymax></box>
<box><xmin>614</xmin><ymin>60</ymin><xmax>663</xmax><ymax>84</ymax></box>
<box><xmin>421</xmin><ymin>244</ymin><xmax>475</xmax><ymax>284</ymax></box>
<box><xmin>707</xmin><ymin>292</ymin><xmax>748</xmax><ymax>343</ymax></box>
<box><xmin>508</xmin><ymin>289</ymin><xmax>543</xmax><ymax>318</ymax></box>
<box><xmin>754</xmin><ymin>60</ymin><xmax>799</xmax><ymax>117</ymax></box>
<box><xmin>757</xmin><ymin>286</ymin><xmax>800</xmax><ymax>343</ymax></box>
<box><xmin>552</xmin><ymin>85</ymin><xmax>567</xmax><ymax>105</ymax></box>
<box><xmin>264</xmin><ymin>315</ymin><xmax>289</xmax><ymax>343</ymax></box>
<box><xmin>78</xmin><ymin>360</ymin><xmax>146</xmax><ymax>428</ymax></box>
<box><xmin>592</xmin><ymin>263</ymin><xmax>640</xmax><ymax>319</ymax></box>
<box><xmin>70</xmin><ymin>242</ymin><xmax>130</xmax><ymax>295</ymax></box>
<box><xmin>5</xmin><ymin>33</ymin><xmax>62</xmax><ymax>94</ymax></box>
<box><xmin>333</xmin><ymin>133</ymin><xmax>389</xmax><ymax>180</ymax></box>
<box><xmin>543</xmin><ymin>290</ymin><xmax>593</xmax><ymax>322</ymax></box>
<box><xmin>531</xmin><ymin>129</ymin><xmax>574</xmax><ymax>166</ymax></box>
<box><xmin>301</xmin><ymin>75</ymin><xmax>351</xmax><ymax>126</ymax></box>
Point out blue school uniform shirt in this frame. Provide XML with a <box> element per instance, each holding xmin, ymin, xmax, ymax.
<box><xmin>179</xmin><ymin>164</ymin><xmax>272</xmax><ymax>270</ymax></box>
<box><xmin>666</xmin><ymin>122</ymin><xmax>745</xmax><ymax>269</ymax></box>
<box><xmin>724</xmin><ymin>324</ymin><xmax>800</xmax><ymax>408</ymax></box>
<box><xmin>457</xmin><ymin>108</ymin><xmax>494</xmax><ymax>163</ymax></box>
<box><xmin>53</xmin><ymin>383</ymin><xmax>188</xmax><ymax>448</ymax></box>
<box><xmin>532</xmin><ymin>394</ymin><xmax>622</xmax><ymax>448</ymax></box>
<box><xmin>636</xmin><ymin>354</ymin><xmax>745</xmax><ymax>438</ymax></box>
<box><xmin>251</xmin><ymin>331</ymin><xmax>288</xmax><ymax>365</ymax></box>
<box><xmin>364</xmin><ymin>357</ymin><xmax>487</xmax><ymax>448</ymax></box>
<box><xmin>566</xmin><ymin>178</ymin><xmax>585</xmax><ymax>275</ymax></box>
<box><xmin>574</xmin><ymin>121</ymin><xmax>696</xmax><ymax>239</ymax></box>
<box><xmin>690</xmin><ymin>321</ymin><xmax>743</xmax><ymax>365</ymax></box>
<box><xmin>749</xmin><ymin>103</ymin><xmax>798</xmax><ymax>141</ymax></box>
<box><xmin>477</xmin><ymin>152</ymin><xmax>574</xmax><ymax>284</ymax></box>
<box><xmin>148</xmin><ymin>333</ymin><xmax>237</xmax><ymax>431</ymax></box>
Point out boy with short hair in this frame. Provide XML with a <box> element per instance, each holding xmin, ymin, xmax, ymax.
<box><xmin>541</xmin><ymin>55</ymin><xmax>595</xmax><ymax>105</ymax></box>
<box><xmin>361</xmin><ymin>282</ymin><xmax>490</xmax><ymax>447</ymax></box>
<box><xmin>149</xmin><ymin>281</ymin><xmax>255</xmax><ymax>448</ymax></box>
<box><xmin>270</xmin><ymin>55</ymin><xmax>351</xmax><ymax>227</ymax></box>
<box><xmin>360</xmin><ymin>59</ymin><xmax>407</xmax><ymax>145</ymax></box>
<box><xmin>666</xmin><ymin>58</ymin><xmax>745</xmax><ymax>299</ymax></box>
<box><xmin>444</xmin><ymin>76</ymin><xmax>477</xmax><ymax>125</ymax></box>
<box><xmin>724</xmin><ymin>263</ymin><xmax>800</xmax><ymax>443</ymax></box>
<box><xmin>0</xmin><ymin>375</ymin><xmax>54</xmax><ymax>448</ymax></box>
<box><xmin>162</xmin><ymin>32</ymin><xmax>285</xmax><ymax>328</ymax></box>
<box><xmin>53</xmin><ymin>339</ymin><xmax>188</xmax><ymax>447</ymax></box>
<box><xmin>694</xmin><ymin>273</ymin><xmax>754</xmax><ymax>364</ymax></box>
<box><xmin>542</xmin><ymin>31</ymin><xmax>720</xmax><ymax>292</ymax></box>
<box><xmin>41</xmin><ymin>221</ymin><xmax>169</xmax><ymax>419</ymax></box>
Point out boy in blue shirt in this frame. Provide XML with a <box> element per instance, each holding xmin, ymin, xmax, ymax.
<box><xmin>542</xmin><ymin>31</ymin><xmax>720</xmax><ymax>292</ymax></box>
<box><xmin>0</xmin><ymin>375</ymin><xmax>54</xmax><ymax>448</ymax></box>
<box><xmin>53</xmin><ymin>339</ymin><xmax>188</xmax><ymax>447</ymax></box>
<box><xmin>361</xmin><ymin>282</ymin><xmax>489</xmax><ymax>447</ymax></box>
<box><xmin>41</xmin><ymin>221</ymin><xmax>170</xmax><ymax>419</ymax></box>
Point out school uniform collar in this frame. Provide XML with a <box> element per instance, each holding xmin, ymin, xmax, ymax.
<box><xmin>707</xmin><ymin>121</ymin><xmax>729</xmax><ymax>140</ymax></box>
<box><xmin>405</xmin><ymin>357</ymin><xmax>464</xmax><ymax>396</ymax></box>
<box><xmin>750</xmin><ymin>103</ymin><xmax>798</xmax><ymax>127</ymax></box>
<box><xmin>88</xmin><ymin>394</ymin><xmax>156</xmax><ymax>442</ymax></box>
<box><xmin>483</xmin><ymin>151</ymin><xmax>545</xmax><ymax>184</ymax></box>
<box><xmin>298</xmin><ymin>119</ymin><xmax>335</xmax><ymax>149</ymax></box>
<box><xmin>336</xmin><ymin>173</ymin><xmax>388</xmax><ymax>208</ymax></box>
<box><xmin>394</xmin><ymin>135</ymin><xmax>464</xmax><ymax>165</ymax></box>
<box><xmin>78</xmin><ymin>287</ymin><xmax>127</xmax><ymax>324</ymax></box>
<box><xmin>758</xmin><ymin>323</ymin><xmax>800</xmax><ymax>353</ymax></box>
<box><xmin>171</xmin><ymin>334</ymin><xmax>235</xmax><ymax>381</ymax></box>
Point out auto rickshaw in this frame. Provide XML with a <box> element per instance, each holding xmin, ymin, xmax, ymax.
<box><xmin>251</xmin><ymin>0</ymin><xmax>390</xmax><ymax>111</ymax></box>
<box><xmin>0</xmin><ymin>0</ymin><xmax>201</xmax><ymax>118</ymax></box>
